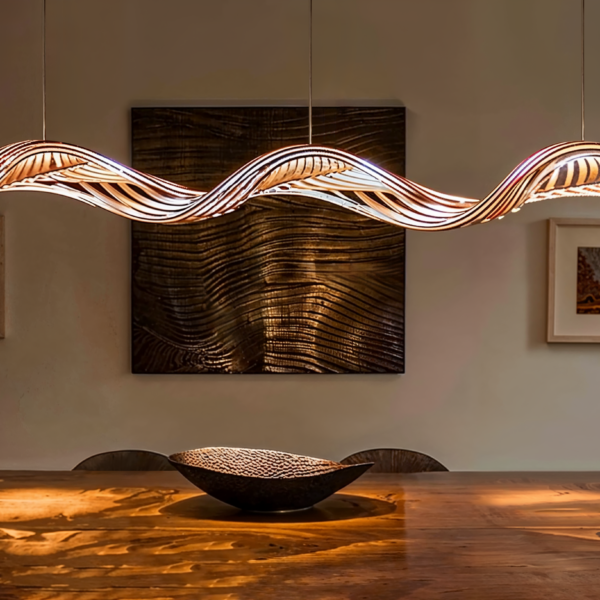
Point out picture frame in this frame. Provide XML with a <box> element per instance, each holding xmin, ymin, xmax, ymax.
<box><xmin>0</xmin><ymin>215</ymin><xmax>4</xmax><ymax>339</ymax></box>
<box><xmin>130</xmin><ymin>107</ymin><xmax>405</xmax><ymax>374</ymax></box>
<box><xmin>547</xmin><ymin>218</ymin><xmax>600</xmax><ymax>343</ymax></box>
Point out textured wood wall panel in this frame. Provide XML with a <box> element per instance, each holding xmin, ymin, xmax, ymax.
<box><xmin>131</xmin><ymin>107</ymin><xmax>405</xmax><ymax>373</ymax></box>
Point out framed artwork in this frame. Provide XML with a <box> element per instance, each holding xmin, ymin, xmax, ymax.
<box><xmin>548</xmin><ymin>218</ymin><xmax>600</xmax><ymax>343</ymax></box>
<box><xmin>131</xmin><ymin>107</ymin><xmax>405</xmax><ymax>373</ymax></box>
<box><xmin>0</xmin><ymin>215</ymin><xmax>3</xmax><ymax>339</ymax></box>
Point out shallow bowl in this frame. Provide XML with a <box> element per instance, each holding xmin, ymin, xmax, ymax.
<box><xmin>168</xmin><ymin>447</ymin><xmax>373</xmax><ymax>512</ymax></box>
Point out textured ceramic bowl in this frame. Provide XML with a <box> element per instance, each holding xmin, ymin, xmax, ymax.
<box><xmin>168</xmin><ymin>447</ymin><xmax>373</xmax><ymax>512</ymax></box>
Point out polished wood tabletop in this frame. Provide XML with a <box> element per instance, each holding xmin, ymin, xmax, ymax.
<box><xmin>1</xmin><ymin>470</ymin><xmax>600</xmax><ymax>599</ymax></box>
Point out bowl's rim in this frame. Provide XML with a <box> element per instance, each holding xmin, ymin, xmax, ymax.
<box><xmin>168</xmin><ymin>446</ymin><xmax>373</xmax><ymax>480</ymax></box>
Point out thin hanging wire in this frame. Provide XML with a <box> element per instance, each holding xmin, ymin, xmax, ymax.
<box><xmin>42</xmin><ymin>0</ymin><xmax>47</xmax><ymax>141</ymax></box>
<box><xmin>581</xmin><ymin>0</ymin><xmax>585</xmax><ymax>141</ymax></box>
<box><xmin>308</xmin><ymin>0</ymin><xmax>313</xmax><ymax>144</ymax></box>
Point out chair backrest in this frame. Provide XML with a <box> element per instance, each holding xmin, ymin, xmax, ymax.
<box><xmin>73</xmin><ymin>449</ymin><xmax>175</xmax><ymax>471</ymax></box>
<box><xmin>340</xmin><ymin>448</ymin><xmax>448</xmax><ymax>473</ymax></box>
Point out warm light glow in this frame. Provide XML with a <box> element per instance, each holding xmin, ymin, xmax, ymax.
<box><xmin>2</xmin><ymin>139</ymin><xmax>600</xmax><ymax>230</ymax></box>
<box><xmin>484</xmin><ymin>488</ymin><xmax>600</xmax><ymax>507</ymax></box>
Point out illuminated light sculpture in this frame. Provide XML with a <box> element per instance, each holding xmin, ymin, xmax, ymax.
<box><xmin>1</xmin><ymin>139</ymin><xmax>600</xmax><ymax>231</ymax></box>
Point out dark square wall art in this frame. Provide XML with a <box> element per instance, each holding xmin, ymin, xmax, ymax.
<box><xmin>131</xmin><ymin>107</ymin><xmax>405</xmax><ymax>373</ymax></box>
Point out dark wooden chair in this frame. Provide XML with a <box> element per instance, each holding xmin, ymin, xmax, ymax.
<box><xmin>73</xmin><ymin>449</ymin><xmax>175</xmax><ymax>471</ymax></box>
<box><xmin>340</xmin><ymin>448</ymin><xmax>448</xmax><ymax>473</ymax></box>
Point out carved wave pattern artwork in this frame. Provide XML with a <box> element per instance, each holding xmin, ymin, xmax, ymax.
<box><xmin>131</xmin><ymin>107</ymin><xmax>405</xmax><ymax>373</ymax></box>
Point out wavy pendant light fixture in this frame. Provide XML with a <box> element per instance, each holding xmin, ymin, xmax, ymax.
<box><xmin>0</xmin><ymin>0</ymin><xmax>597</xmax><ymax>231</ymax></box>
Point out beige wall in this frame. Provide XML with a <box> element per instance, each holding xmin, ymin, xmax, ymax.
<box><xmin>1</xmin><ymin>0</ymin><xmax>600</xmax><ymax>470</ymax></box>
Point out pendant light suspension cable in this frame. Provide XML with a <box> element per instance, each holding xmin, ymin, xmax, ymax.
<box><xmin>581</xmin><ymin>0</ymin><xmax>585</xmax><ymax>141</ymax></box>
<box><xmin>42</xmin><ymin>0</ymin><xmax>47</xmax><ymax>141</ymax></box>
<box><xmin>308</xmin><ymin>0</ymin><xmax>313</xmax><ymax>144</ymax></box>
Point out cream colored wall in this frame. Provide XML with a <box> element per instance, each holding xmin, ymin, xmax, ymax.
<box><xmin>1</xmin><ymin>0</ymin><xmax>600</xmax><ymax>470</ymax></box>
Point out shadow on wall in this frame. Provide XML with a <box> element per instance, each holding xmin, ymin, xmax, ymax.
<box><xmin>525</xmin><ymin>219</ymin><xmax>548</xmax><ymax>349</ymax></box>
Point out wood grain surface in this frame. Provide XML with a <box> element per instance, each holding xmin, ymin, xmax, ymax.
<box><xmin>2</xmin><ymin>471</ymin><xmax>600</xmax><ymax>599</ymax></box>
<box><xmin>131</xmin><ymin>107</ymin><xmax>405</xmax><ymax>373</ymax></box>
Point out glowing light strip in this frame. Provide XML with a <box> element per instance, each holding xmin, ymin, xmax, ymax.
<box><xmin>1</xmin><ymin>140</ymin><xmax>600</xmax><ymax>230</ymax></box>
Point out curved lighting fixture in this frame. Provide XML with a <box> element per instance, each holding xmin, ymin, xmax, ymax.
<box><xmin>0</xmin><ymin>0</ymin><xmax>594</xmax><ymax>231</ymax></box>
<box><xmin>1</xmin><ymin>139</ymin><xmax>600</xmax><ymax>231</ymax></box>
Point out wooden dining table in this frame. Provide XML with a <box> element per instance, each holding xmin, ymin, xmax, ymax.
<box><xmin>1</xmin><ymin>470</ymin><xmax>600</xmax><ymax>599</ymax></box>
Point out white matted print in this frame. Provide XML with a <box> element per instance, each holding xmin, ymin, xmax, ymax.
<box><xmin>548</xmin><ymin>218</ymin><xmax>600</xmax><ymax>342</ymax></box>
